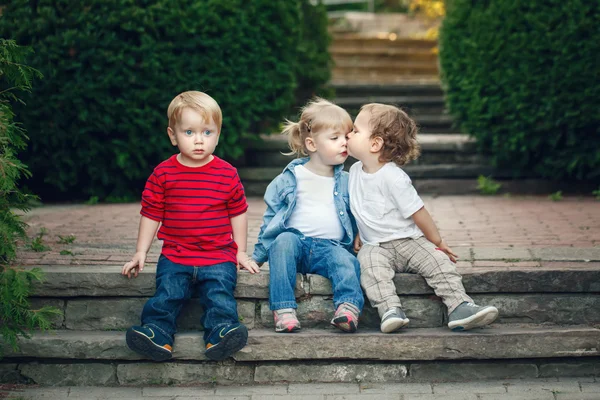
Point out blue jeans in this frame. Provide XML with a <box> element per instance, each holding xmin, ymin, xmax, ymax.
<box><xmin>141</xmin><ymin>255</ymin><xmax>240</xmax><ymax>344</ymax></box>
<box><xmin>268</xmin><ymin>232</ymin><xmax>364</xmax><ymax>311</ymax></box>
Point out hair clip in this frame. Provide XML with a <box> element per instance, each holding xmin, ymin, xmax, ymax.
<box><xmin>306</xmin><ymin>120</ymin><xmax>312</xmax><ymax>132</ymax></box>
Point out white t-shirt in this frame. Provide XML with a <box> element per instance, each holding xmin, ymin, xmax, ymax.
<box><xmin>349</xmin><ymin>161</ymin><xmax>424</xmax><ymax>245</ymax></box>
<box><xmin>287</xmin><ymin>165</ymin><xmax>345</xmax><ymax>241</ymax></box>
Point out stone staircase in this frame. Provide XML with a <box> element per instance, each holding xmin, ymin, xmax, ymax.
<box><xmin>2</xmin><ymin>257</ymin><xmax>600</xmax><ymax>386</ymax></box>
<box><xmin>330</xmin><ymin>34</ymin><xmax>439</xmax><ymax>85</ymax></box>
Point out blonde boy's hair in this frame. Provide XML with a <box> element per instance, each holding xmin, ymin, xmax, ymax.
<box><xmin>361</xmin><ymin>103</ymin><xmax>421</xmax><ymax>166</ymax></box>
<box><xmin>282</xmin><ymin>97</ymin><xmax>352</xmax><ymax>156</ymax></box>
<box><xmin>167</xmin><ymin>91</ymin><xmax>222</xmax><ymax>132</ymax></box>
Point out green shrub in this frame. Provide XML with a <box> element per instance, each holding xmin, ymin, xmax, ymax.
<box><xmin>477</xmin><ymin>175</ymin><xmax>501</xmax><ymax>195</ymax></box>
<box><xmin>0</xmin><ymin>39</ymin><xmax>40</xmax><ymax>263</ymax></box>
<box><xmin>1</xmin><ymin>0</ymin><xmax>329</xmax><ymax>201</ymax></box>
<box><xmin>439</xmin><ymin>0</ymin><xmax>600</xmax><ymax>181</ymax></box>
<box><xmin>296</xmin><ymin>1</ymin><xmax>332</xmax><ymax>103</ymax></box>
<box><xmin>0</xmin><ymin>39</ymin><xmax>61</xmax><ymax>357</ymax></box>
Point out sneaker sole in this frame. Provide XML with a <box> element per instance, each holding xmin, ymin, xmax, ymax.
<box><xmin>275</xmin><ymin>325</ymin><xmax>301</xmax><ymax>333</ymax></box>
<box><xmin>448</xmin><ymin>307</ymin><xmax>499</xmax><ymax>331</ymax></box>
<box><xmin>380</xmin><ymin>317</ymin><xmax>410</xmax><ymax>333</ymax></box>
<box><xmin>205</xmin><ymin>325</ymin><xmax>249</xmax><ymax>361</ymax></box>
<box><xmin>331</xmin><ymin>316</ymin><xmax>358</xmax><ymax>333</ymax></box>
<box><xmin>126</xmin><ymin>329</ymin><xmax>172</xmax><ymax>361</ymax></box>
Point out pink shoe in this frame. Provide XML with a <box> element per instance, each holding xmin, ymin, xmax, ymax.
<box><xmin>331</xmin><ymin>302</ymin><xmax>360</xmax><ymax>333</ymax></box>
<box><xmin>273</xmin><ymin>308</ymin><xmax>301</xmax><ymax>333</ymax></box>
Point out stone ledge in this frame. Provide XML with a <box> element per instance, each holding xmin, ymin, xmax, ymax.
<box><xmin>3</xmin><ymin>359</ymin><xmax>599</xmax><ymax>386</ymax></box>
<box><xmin>3</xmin><ymin>326</ymin><xmax>599</xmax><ymax>362</ymax></box>
<box><xmin>31</xmin><ymin>293</ymin><xmax>600</xmax><ymax>331</ymax></box>
<box><xmin>29</xmin><ymin>264</ymin><xmax>600</xmax><ymax>298</ymax></box>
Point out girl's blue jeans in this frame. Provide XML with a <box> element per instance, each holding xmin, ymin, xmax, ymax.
<box><xmin>268</xmin><ymin>232</ymin><xmax>364</xmax><ymax>312</ymax></box>
<box><xmin>141</xmin><ymin>255</ymin><xmax>240</xmax><ymax>344</ymax></box>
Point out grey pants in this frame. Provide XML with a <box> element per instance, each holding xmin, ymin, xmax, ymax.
<box><xmin>357</xmin><ymin>236</ymin><xmax>472</xmax><ymax>318</ymax></box>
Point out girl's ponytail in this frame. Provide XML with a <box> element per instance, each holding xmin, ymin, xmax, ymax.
<box><xmin>282</xmin><ymin>120</ymin><xmax>307</xmax><ymax>156</ymax></box>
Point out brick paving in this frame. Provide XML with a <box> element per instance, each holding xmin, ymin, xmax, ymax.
<box><xmin>15</xmin><ymin>195</ymin><xmax>600</xmax><ymax>268</ymax></box>
<box><xmin>2</xmin><ymin>378</ymin><xmax>599</xmax><ymax>399</ymax></box>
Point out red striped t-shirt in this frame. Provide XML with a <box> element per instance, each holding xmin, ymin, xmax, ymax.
<box><xmin>140</xmin><ymin>154</ymin><xmax>248</xmax><ymax>266</ymax></box>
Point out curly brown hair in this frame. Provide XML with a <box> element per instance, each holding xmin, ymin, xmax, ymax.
<box><xmin>361</xmin><ymin>103</ymin><xmax>421</xmax><ymax>166</ymax></box>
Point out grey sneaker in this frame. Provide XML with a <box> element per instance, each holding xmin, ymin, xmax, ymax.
<box><xmin>380</xmin><ymin>307</ymin><xmax>410</xmax><ymax>333</ymax></box>
<box><xmin>448</xmin><ymin>302</ymin><xmax>498</xmax><ymax>331</ymax></box>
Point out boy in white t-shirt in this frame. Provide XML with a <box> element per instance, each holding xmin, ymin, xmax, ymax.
<box><xmin>346</xmin><ymin>103</ymin><xmax>499</xmax><ymax>333</ymax></box>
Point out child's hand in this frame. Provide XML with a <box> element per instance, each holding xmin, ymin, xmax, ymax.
<box><xmin>122</xmin><ymin>251</ymin><xmax>146</xmax><ymax>279</ymax></box>
<box><xmin>354</xmin><ymin>235</ymin><xmax>363</xmax><ymax>253</ymax></box>
<box><xmin>435</xmin><ymin>239</ymin><xmax>458</xmax><ymax>263</ymax></box>
<box><xmin>237</xmin><ymin>251</ymin><xmax>260</xmax><ymax>274</ymax></box>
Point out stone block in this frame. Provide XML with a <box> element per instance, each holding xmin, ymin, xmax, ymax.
<box><xmin>0</xmin><ymin>363</ymin><xmax>23</xmax><ymax>384</ymax></box>
<box><xmin>19</xmin><ymin>363</ymin><xmax>117</xmax><ymax>386</ymax></box>
<box><xmin>255</xmin><ymin>363</ymin><xmax>408</xmax><ymax>383</ymax></box>
<box><xmin>531</xmin><ymin>248</ymin><xmax>600</xmax><ymax>262</ymax></box>
<box><xmin>3</xmin><ymin>326</ymin><xmax>599</xmax><ymax>362</ymax></box>
<box><xmin>473</xmin><ymin>248</ymin><xmax>533</xmax><ymax>261</ymax></box>
<box><xmin>64</xmin><ymin>298</ymin><xmax>255</xmax><ymax>331</ymax></box>
<box><xmin>471</xmin><ymin>294</ymin><xmax>600</xmax><ymax>325</ymax></box>
<box><xmin>539</xmin><ymin>360</ymin><xmax>600</xmax><ymax>377</ymax></box>
<box><xmin>410</xmin><ymin>362</ymin><xmax>538</xmax><ymax>381</ymax></box>
<box><xmin>65</xmin><ymin>298</ymin><xmax>144</xmax><ymax>330</ymax></box>
<box><xmin>31</xmin><ymin>266</ymin><xmax>297</xmax><ymax>299</ymax></box>
<box><xmin>117</xmin><ymin>362</ymin><xmax>253</xmax><ymax>385</ymax></box>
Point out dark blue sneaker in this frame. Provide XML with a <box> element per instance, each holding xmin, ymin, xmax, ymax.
<box><xmin>205</xmin><ymin>324</ymin><xmax>248</xmax><ymax>361</ymax></box>
<box><xmin>126</xmin><ymin>325</ymin><xmax>173</xmax><ymax>361</ymax></box>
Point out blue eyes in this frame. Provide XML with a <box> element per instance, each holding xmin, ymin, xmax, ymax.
<box><xmin>184</xmin><ymin>130</ymin><xmax>212</xmax><ymax>136</ymax></box>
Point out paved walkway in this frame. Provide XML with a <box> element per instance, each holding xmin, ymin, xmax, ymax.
<box><xmin>2</xmin><ymin>378</ymin><xmax>599</xmax><ymax>399</ymax></box>
<box><xmin>15</xmin><ymin>195</ymin><xmax>600</xmax><ymax>269</ymax></box>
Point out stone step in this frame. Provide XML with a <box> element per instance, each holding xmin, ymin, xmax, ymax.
<box><xmin>332</xmin><ymin>35</ymin><xmax>437</xmax><ymax>50</ymax></box>
<box><xmin>4</xmin><ymin>326</ymin><xmax>600</xmax><ymax>362</ymax></box>
<box><xmin>4</xmin><ymin>356</ymin><xmax>600</xmax><ymax>387</ymax></box>
<box><xmin>26</xmin><ymin>264</ymin><xmax>600</xmax><ymax>331</ymax></box>
<box><xmin>330</xmin><ymin>74</ymin><xmax>440</xmax><ymax>85</ymax></box>
<box><xmin>333</xmin><ymin>60</ymin><xmax>439</xmax><ymax>75</ymax></box>
<box><xmin>330</xmin><ymin>46</ymin><xmax>438</xmax><ymax>63</ymax></box>
<box><xmin>334</xmin><ymin>95</ymin><xmax>447</xmax><ymax>117</ymax></box>
<box><xmin>30</xmin><ymin>262</ymin><xmax>600</xmax><ymax>298</ymax></box>
<box><xmin>333</xmin><ymin>67</ymin><xmax>438</xmax><ymax>81</ymax></box>
<box><xmin>331</xmin><ymin>83</ymin><xmax>444</xmax><ymax>97</ymax></box>
<box><xmin>30</xmin><ymin>292</ymin><xmax>600</xmax><ymax>332</ymax></box>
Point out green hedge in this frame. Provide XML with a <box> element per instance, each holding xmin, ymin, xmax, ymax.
<box><xmin>1</xmin><ymin>0</ymin><xmax>329</xmax><ymax>201</ymax></box>
<box><xmin>439</xmin><ymin>0</ymin><xmax>600</xmax><ymax>180</ymax></box>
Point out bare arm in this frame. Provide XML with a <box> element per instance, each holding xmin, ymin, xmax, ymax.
<box><xmin>412</xmin><ymin>207</ymin><xmax>458</xmax><ymax>263</ymax></box>
<box><xmin>231</xmin><ymin>212</ymin><xmax>260</xmax><ymax>274</ymax></box>
<box><xmin>122</xmin><ymin>216</ymin><xmax>160</xmax><ymax>278</ymax></box>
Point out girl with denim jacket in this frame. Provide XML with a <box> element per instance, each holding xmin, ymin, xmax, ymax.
<box><xmin>252</xmin><ymin>98</ymin><xmax>364</xmax><ymax>333</ymax></box>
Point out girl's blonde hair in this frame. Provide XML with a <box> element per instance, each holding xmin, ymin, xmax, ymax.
<box><xmin>282</xmin><ymin>98</ymin><xmax>352</xmax><ymax>156</ymax></box>
<box><xmin>361</xmin><ymin>103</ymin><xmax>421</xmax><ymax>166</ymax></box>
<box><xmin>167</xmin><ymin>91</ymin><xmax>222</xmax><ymax>132</ymax></box>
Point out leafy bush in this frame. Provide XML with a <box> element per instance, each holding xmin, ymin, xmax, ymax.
<box><xmin>0</xmin><ymin>39</ymin><xmax>62</xmax><ymax>357</ymax></box>
<box><xmin>0</xmin><ymin>39</ymin><xmax>39</xmax><ymax>263</ymax></box>
<box><xmin>439</xmin><ymin>0</ymin><xmax>600</xmax><ymax>181</ymax></box>
<box><xmin>1</xmin><ymin>0</ymin><xmax>329</xmax><ymax>201</ymax></box>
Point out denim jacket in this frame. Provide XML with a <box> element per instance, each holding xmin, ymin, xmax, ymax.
<box><xmin>252</xmin><ymin>158</ymin><xmax>357</xmax><ymax>264</ymax></box>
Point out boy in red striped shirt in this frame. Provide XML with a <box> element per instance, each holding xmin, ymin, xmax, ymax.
<box><xmin>121</xmin><ymin>91</ymin><xmax>259</xmax><ymax>361</ymax></box>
